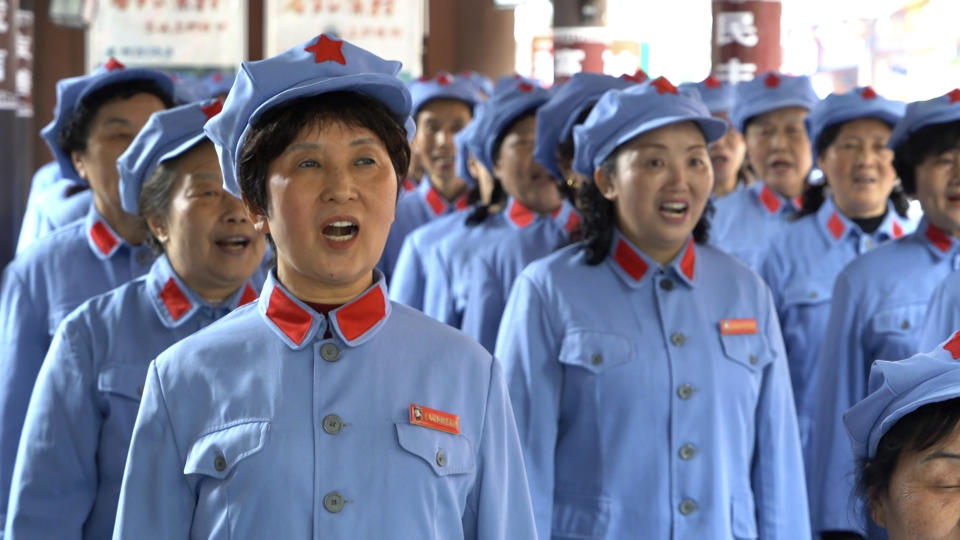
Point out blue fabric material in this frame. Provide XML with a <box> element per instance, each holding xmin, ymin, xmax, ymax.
<box><xmin>729</xmin><ymin>72</ymin><xmax>818</xmax><ymax>134</ymax></box>
<box><xmin>678</xmin><ymin>76</ymin><xmax>735</xmax><ymax>115</ymax></box>
<box><xmin>16</xmin><ymin>163</ymin><xmax>92</xmax><ymax>254</ymax></box>
<box><xmin>806</xmin><ymin>87</ymin><xmax>905</xmax><ymax>159</ymax></box>
<box><xmin>408</xmin><ymin>73</ymin><xmax>480</xmax><ymax>116</ymax></box>
<box><xmin>807</xmin><ymin>219</ymin><xmax>960</xmax><ymax>536</ymax></box>
<box><xmin>888</xmin><ymin>88</ymin><xmax>960</xmax><ymax>149</ymax></box>
<box><xmin>495</xmin><ymin>231</ymin><xmax>809</xmax><ymax>539</ymax></box>
<box><xmin>473</xmin><ymin>81</ymin><xmax>549</xmax><ymax>174</ymax></box>
<box><xmin>389</xmin><ymin>210</ymin><xmax>466</xmax><ymax>311</ymax></box>
<box><xmin>4</xmin><ymin>255</ymin><xmax>260</xmax><ymax>539</ymax></box>
<box><xmin>920</xmin><ymin>271</ymin><xmax>960</xmax><ymax>350</ymax></box>
<box><xmin>112</xmin><ymin>270</ymin><xmax>537</xmax><ymax>539</ymax></box>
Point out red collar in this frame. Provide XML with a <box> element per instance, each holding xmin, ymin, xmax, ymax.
<box><xmin>925</xmin><ymin>221</ymin><xmax>956</xmax><ymax>254</ymax></box>
<box><xmin>402</xmin><ymin>176</ymin><xmax>417</xmax><ymax>192</ymax></box>
<box><xmin>609</xmin><ymin>232</ymin><xmax>695</xmax><ymax>286</ymax></box>
<box><xmin>150</xmin><ymin>256</ymin><xmax>259</xmax><ymax>328</ymax></box>
<box><xmin>424</xmin><ymin>184</ymin><xmax>469</xmax><ymax>217</ymax></box>
<box><xmin>88</xmin><ymin>219</ymin><xmax>121</xmax><ymax>258</ymax></box>
<box><xmin>505</xmin><ymin>198</ymin><xmax>580</xmax><ymax>236</ymax></box>
<box><xmin>757</xmin><ymin>184</ymin><xmax>802</xmax><ymax>215</ymax></box>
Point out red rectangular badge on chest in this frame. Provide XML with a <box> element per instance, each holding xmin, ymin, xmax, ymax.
<box><xmin>719</xmin><ymin>318</ymin><xmax>758</xmax><ymax>335</ymax></box>
<box><xmin>409</xmin><ymin>404</ymin><xmax>460</xmax><ymax>435</ymax></box>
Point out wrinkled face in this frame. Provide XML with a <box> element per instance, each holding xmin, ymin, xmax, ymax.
<box><xmin>254</xmin><ymin>121</ymin><xmax>397</xmax><ymax>299</ymax></box>
<box><xmin>413</xmin><ymin>98</ymin><xmax>472</xmax><ymax>188</ymax></box>
<box><xmin>149</xmin><ymin>141</ymin><xmax>265</xmax><ymax>301</ymax></box>
<box><xmin>494</xmin><ymin>114</ymin><xmax>563</xmax><ymax>214</ymax></box>
<box><xmin>915</xmin><ymin>146</ymin><xmax>960</xmax><ymax>236</ymax></box>
<box><xmin>744</xmin><ymin>106</ymin><xmax>813</xmax><ymax>199</ymax></box>
<box><xmin>596</xmin><ymin>122</ymin><xmax>713</xmax><ymax>264</ymax></box>
<box><xmin>819</xmin><ymin>118</ymin><xmax>896</xmax><ymax>219</ymax></box>
<box><xmin>873</xmin><ymin>424</ymin><xmax>960</xmax><ymax>540</ymax></box>
<box><xmin>708</xmin><ymin>115</ymin><xmax>747</xmax><ymax>197</ymax></box>
<box><xmin>72</xmin><ymin>92</ymin><xmax>167</xmax><ymax>208</ymax></box>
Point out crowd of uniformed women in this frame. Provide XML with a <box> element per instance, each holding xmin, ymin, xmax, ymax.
<box><xmin>2</xmin><ymin>30</ymin><xmax>960</xmax><ymax>539</ymax></box>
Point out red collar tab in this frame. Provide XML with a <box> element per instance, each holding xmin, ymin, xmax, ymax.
<box><xmin>926</xmin><ymin>222</ymin><xmax>954</xmax><ymax>254</ymax></box>
<box><xmin>793</xmin><ymin>195</ymin><xmax>804</xmax><ymax>210</ymax></box>
<box><xmin>826</xmin><ymin>212</ymin><xmax>846</xmax><ymax>241</ymax></box>
<box><xmin>454</xmin><ymin>192</ymin><xmax>469</xmax><ymax>211</ymax></box>
<box><xmin>507</xmin><ymin>198</ymin><xmax>536</xmax><ymax>228</ymax></box>
<box><xmin>758</xmin><ymin>185</ymin><xmax>783</xmax><ymax>214</ymax></box>
<box><xmin>201</xmin><ymin>100</ymin><xmax>223</xmax><ymax>120</ymax></box>
<box><xmin>240</xmin><ymin>284</ymin><xmax>258</xmax><ymax>306</ymax></box>
<box><xmin>159</xmin><ymin>277</ymin><xmax>192</xmax><ymax>322</ymax></box>
<box><xmin>563</xmin><ymin>211</ymin><xmax>581</xmax><ymax>236</ymax></box>
<box><xmin>651</xmin><ymin>77</ymin><xmax>678</xmax><ymax>95</ymax></box>
<box><xmin>402</xmin><ymin>176</ymin><xmax>416</xmax><ymax>192</ymax></box>
<box><xmin>89</xmin><ymin>220</ymin><xmax>120</xmax><ymax>257</ymax></box>
<box><xmin>612</xmin><ymin>237</ymin><xmax>649</xmax><ymax>282</ymax></box>
<box><xmin>861</xmin><ymin>87</ymin><xmax>878</xmax><ymax>100</ymax></box>
<box><xmin>423</xmin><ymin>184</ymin><xmax>467</xmax><ymax>216</ymax></box>
<box><xmin>265</xmin><ymin>285</ymin><xmax>315</xmax><ymax>347</ymax></box>
<box><xmin>948</xmin><ymin>89</ymin><xmax>960</xmax><ymax>104</ymax></box>
<box><xmin>944</xmin><ymin>331</ymin><xmax>960</xmax><ymax>359</ymax></box>
<box><xmin>891</xmin><ymin>220</ymin><xmax>904</xmax><ymax>239</ymax></box>
<box><xmin>104</xmin><ymin>57</ymin><xmax>125</xmax><ymax>71</ymax></box>
<box><xmin>330</xmin><ymin>283</ymin><xmax>389</xmax><ymax>343</ymax></box>
<box><xmin>704</xmin><ymin>75</ymin><xmax>722</xmax><ymax>89</ymax></box>
<box><xmin>678</xmin><ymin>238</ymin><xmax>696</xmax><ymax>281</ymax></box>
<box><xmin>305</xmin><ymin>34</ymin><xmax>346</xmax><ymax>65</ymax></box>
<box><xmin>764</xmin><ymin>73</ymin><xmax>781</xmax><ymax>88</ymax></box>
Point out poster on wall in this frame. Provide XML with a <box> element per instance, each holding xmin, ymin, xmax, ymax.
<box><xmin>86</xmin><ymin>0</ymin><xmax>247</xmax><ymax>72</ymax></box>
<box><xmin>265</xmin><ymin>0</ymin><xmax>424</xmax><ymax>79</ymax></box>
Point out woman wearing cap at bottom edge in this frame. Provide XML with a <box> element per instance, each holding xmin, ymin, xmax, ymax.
<box><xmin>112</xmin><ymin>35</ymin><xmax>536</xmax><ymax>539</ymax></box>
<box><xmin>4</xmin><ymin>100</ymin><xmax>266</xmax><ymax>539</ymax></box>
<box><xmin>494</xmin><ymin>78</ymin><xmax>808</xmax><ymax>539</ymax></box>
<box><xmin>844</xmin><ymin>331</ymin><xmax>960</xmax><ymax>540</ymax></box>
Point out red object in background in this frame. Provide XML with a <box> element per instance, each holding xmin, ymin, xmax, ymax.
<box><xmin>711</xmin><ymin>1</ymin><xmax>781</xmax><ymax>83</ymax></box>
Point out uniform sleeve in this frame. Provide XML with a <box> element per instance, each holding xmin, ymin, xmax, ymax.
<box><xmin>5</xmin><ymin>318</ymin><xmax>100</xmax><ymax>539</ymax></box>
<box><xmin>920</xmin><ymin>275</ymin><xmax>960</xmax><ymax>351</ymax></box>
<box><xmin>463</xmin><ymin>358</ymin><xmax>538</xmax><ymax>540</ymax></box>
<box><xmin>0</xmin><ymin>266</ymin><xmax>53</xmax><ymax>532</ymax></box>
<box><xmin>494</xmin><ymin>274</ymin><xmax>562</xmax><ymax>539</ymax></box>
<box><xmin>751</xmin><ymin>285</ymin><xmax>811</xmax><ymax>539</ymax></box>
<box><xmin>389</xmin><ymin>234</ymin><xmax>427</xmax><ymax>310</ymax></box>
<box><xmin>807</xmin><ymin>271</ymin><xmax>869</xmax><ymax>536</ymax></box>
<box><xmin>461</xmin><ymin>257</ymin><xmax>505</xmax><ymax>353</ymax></box>
<box><xmin>112</xmin><ymin>362</ymin><xmax>194</xmax><ymax>539</ymax></box>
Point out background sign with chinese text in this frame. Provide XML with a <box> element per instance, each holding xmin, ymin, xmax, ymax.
<box><xmin>711</xmin><ymin>0</ymin><xmax>781</xmax><ymax>83</ymax></box>
<box><xmin>265</xmin><ymin>0</ymin><xmax>424</xmax><ymax>79</ymax></box>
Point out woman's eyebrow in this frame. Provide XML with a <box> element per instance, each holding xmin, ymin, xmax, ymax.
<box><xmin>349</xmin><ymin>137</ymin><xmax>377</xmax><ymax>147</ymax></box>
<box><xmin>922</xmin><ymin>450</ymin><xmax>960</xmax><ymax>463</ymax></box>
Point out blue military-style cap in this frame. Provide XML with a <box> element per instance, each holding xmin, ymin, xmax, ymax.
<box><xmin>473</xmin><ymin>80</ymin><xmax>550</xmax><ymax>174</ymax></box>
<box><xmin>39</xmin><ymin>57</ymin><xmax>174</xmax><ymax>184</ymax></box>
<box><xmin>887</xmin><ymin>89</ymin><xmax>960</xmax><ymax>150</ymax></box>
<box><xmin>203</xmin><ymin>71</ymin><xmax>235</xmax><ymax>99</ymax></box>
<box><xmin>408</xmin><ymin>72</ymin><xmax>481</xmax><ymax>117</ymax></box>
<box><xmin>460</xmin><ymin>70</ymin><xmax>494</xmax><ymax>96</ymax></box>
<box><xmin>204</xmin><ymin>33</ymin><xmax>415</xmax><ymax>198</ymax></box>
<box><xmin>806</xmin><ymin>87</ymin><xmax>905</xmax><ymax>159</ymax></box>
<box><xmin>678</xmin><ymin>75</ymin><xmax>735</xmax><ymax>116</ymax></box>
<box><xmin>729</xmin><ymin>72</ymin><xmax>819</xmax><ymax>133</ymax></box>
<box><xmin>572</xmin><ymin>77</ymin><xmax>728</xmax><ymax>178</ymax></box>
<box><xmin>454</xmin><ymin>101</ymin><xmax>489</xmax><ymax>187</ymax></box>
<box><xmin>534</xmin><ymin>72</ymin><xmax>635</xmax><ymax>180</ymax></box>
<box><xmin>844</xmin><ymin>331</ymin><xmax>960</xmax><ymax>459</ymax></box>
<box><xmin>117</xmin><ymin>99</ymin><xmax>224</xmax><ymax>215</ymax></box>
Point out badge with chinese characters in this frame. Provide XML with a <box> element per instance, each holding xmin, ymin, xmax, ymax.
<box><xmin>719</xmin><ymin>318</ymin><xmax>758</xmax><ymax>335</ymax></box>
<box><xmin>409</xmin><ymin>404</ymin><xmax>460</xmax><ymax>435</ymax></box>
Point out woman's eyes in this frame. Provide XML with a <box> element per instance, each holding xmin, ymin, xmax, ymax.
<box><xmin>297</xmin><ymin>159</ymin><xmax>320</xmax><ymax>168</ymax></box>
<box><xmin>354</xmin><ymin>157</ymin><xmax>376</xmax><ymax>166</ymax></box>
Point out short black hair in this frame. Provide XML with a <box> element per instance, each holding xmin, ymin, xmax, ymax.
<box><xmin>237</xmin><ymin>91</ymin><xmax>411</xmax><ymax>216</ymax></box>
<box><xmin>58</xmin><ymin>78</ymin><xmax>175</xmax><ymax>157</ymax></box>
<box><xmin>893</xmin><ymin>120</ymin><xmax>960</xmax><ymax>195</ymax></box>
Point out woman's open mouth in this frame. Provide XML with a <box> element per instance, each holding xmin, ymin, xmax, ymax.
<box><xmin>322</xmin><ymin>220</ymin><xmax>359</xmax><ymax>242</ymax></box>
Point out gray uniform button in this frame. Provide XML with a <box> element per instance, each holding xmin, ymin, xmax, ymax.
<box><xmin>809</xmin><ymin>291</ymin><xmax>818</xmax><ymax>299</ymax></box>
<box><xmin>323</xmin><ymin>492</ymin><xmax>346</xmax><ymax>513</ymax></box>
<box><xmin>136</xmin><ymin>250</ymin><xmax>151</xmax><ymax>265</ymax></box>
<box><xmin>214</xmin><ymin>453</ymin><xmax>227</xmax><ymax>472</ymax></box>
<box><xmin>900</xmin><ymin>320</ymin><xmax>910</xmax><ymax>330</ymax></box>
<box><xmin>749</xmin><ymin>354</ymin><xmax>758</xmax><ymax>365</ymax></box>
<box><xmin>136</xmin><ymin>385</ymin><xmax>144</xmax><ymax>397</ymax></box>
<box><xmin>677</xmin><ymin>384</ymin><xmax>693</xmax><ymax>400</ymax></box>
<box><xmin>660</xmin><ymin>279</ymin><xmax>674</xmax><ymax>291</ymax></box>
<box><xmin>679</xmin><ymin>499</ymin><xmax>697</xmax><ymax>515</ymax></box>
<box><xmin>670</xmin><ymin>332</ymin><xmax>686</xmax><ymax>347</ymax></box>
<box><xmin>436</xmin><ymin>449</ymin><xmax>447</xmax><ymax>467</ymax></box>
<box><xmin>320</xmin><ymin>343</ymin><xmax>340</xmax><ymax>362</ymax></box>
<box><xmin>679</xmin><ymin>444</ymin><xmax>696</xmax><ymax>460</ymax></box>
<box><xmin>591</xmin><ymin>353</ymin><xmax>603</xmax><ymax>366</ymax></box>
<box><xmin>322</xmin><ymin>414</ymin><xmax>344</xmax><ymax>435</ymax></box>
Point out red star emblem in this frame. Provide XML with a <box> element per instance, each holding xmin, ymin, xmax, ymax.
<box><xmin>764</xmin><ymin>73</ymin><xmax>781</xmax><ymax>89</ymax></box>
<box><xmin>518</xmin><ymin>82</ymin><xmax>534</xmax><ymax>93</ymax></box>
<box><xmin>104</xmin><ymin>57</ymin><xmax>125</xmax><ymax>71</ymax></box>
<box><xmin>212</xmin><ymin>72</ymin><xmax>223</xmax><ymax>83</ymax></box>
<box><xmin>304</xmin><ymin>34</ymin><xmax>346</xmax><ymax>65</ymax></box>
<box><xmin>435</xmin><ymin>74</ymin><xmax>452</xmax><ymax>86</ymax></box>
<box><xmin>948</xmin><ymin>89</ymin><xmax>960</xmax><ymax>104</ymax></box>
<box><xmin>621</xmin><ymin>69</ymin><xmax>649</xmax><ymax>83</ymax></box>
<box><xmin>861</xmin><ymin>87</ymin><xmax>878</xmax><ymax>100</ymax></box>
<box><xmin>704</xmin><ymin>75</ymin><xmax>722</xmax><ymax>89</ymax></box>
<box><xmin>201</xmin><ymin>100</ymin><xmax>223</xmax><ymax>120</ymax></box>
<box><xmin>651</xmin><ymin>77</ymin><xmax>678</xmax><ymax>95</ymax></box>
<box><xmin>944</xmin><ymin>330</ymin><xmax>960</xmax><ymax>359</ymax></box>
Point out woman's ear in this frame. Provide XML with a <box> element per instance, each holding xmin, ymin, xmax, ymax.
<box><xmin>243</xmin><ymin>195</ymin><xmax>270</xmax><ymax>235</ymax></box>
<box><xmin>594</xmin><ymin>166</ymin><xmax>618</xmax><ymax>202</ymax></box>
<box><xmin>145</xmin><ymin>214</ymin><xmax>170</xmax><ymax>246</ymax></box>
<box><xmin>71</xmin><ymin>150</ymin><xmax>89</xmax><ymax>181</ymax></box>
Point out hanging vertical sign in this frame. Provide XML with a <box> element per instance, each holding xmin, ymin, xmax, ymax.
<box><xmin>264</xmin><ymin>0</ymin><xmax>424</xmax><ymax>78</ymax></box>
<box><xmin>552</xmin><ymin>27</ymin><xmax>645</xmax><ymax>84</ymax></box>
<box><xmin>711</xmin><ymin>0</ymin><xmax>781</xmax><ymax>83</ymax></box>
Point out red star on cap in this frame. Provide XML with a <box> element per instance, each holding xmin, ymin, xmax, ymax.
<box><xmin>621</xmin><ymin>69</ymin><xmax>649</xmax><ymax>83</ymax></box>
<box><xmin>704</xmin><ymin>75</ymin><xmax>722</xmax><ymax>89</ymax></box>
<box><xmin>201</xmin><ymin>100</ymin><xmax>223</xmax><ymax>120</ymax></box>
<box><xmin>435</xmin><ymin>74</ymin><xmax>452</xmax><ymax>85</ymax></box>
<box><xmin>104</xmin><ymin>57</ymin><xmax>125</xmax><ymax>71</ymax></box>
<box><xmin>764</xmin><ymin>73</ymin><xmax>781</xmax><ymax>88</ymax></box>
<box><xmin>212</xmin><ymin>72</ymin><xmax>223</xmax><ymax>83</ymax></box>
<box><xmin>304</xmin><ymin>34</ymin><xmax>346</xmax><ymax>65</ymax></box>
<box><xmin>651</xmin><ymin>77</ymin><xmax>678</xmax><ymax>95</ymax></box>
<box><xmin>948</xmin><ymin>89</ymin><xmax>960</xmax><ymax>104</ymax></box>
<box><xmin>518</xmin><ymin>82</ymin><xmax>534</xmax><ymax>93</ymax></box>
<box><xmin>861</xmin><ymin>87</ymin><xmax>878</xmax><ymax>100</ymax></box>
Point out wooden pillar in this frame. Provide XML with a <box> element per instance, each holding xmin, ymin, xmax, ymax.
<box><xmin>14</xmin><ymin>1</ymin><xmax>33</xmax><ymax>233</ymax></box>
<box><xmin>424</xmin><ymin>1</ymin><xmax>515</xmax><ymax>78</ymax></box>
<box><xmin>711</xmin><ymin>0</ymin><xmax>781</xmax><ymax>83</ymax></box>
<box><xmin>0</xmin><ymin>0</ymin><xmax>19</xmax><ymax>265</ymax></box>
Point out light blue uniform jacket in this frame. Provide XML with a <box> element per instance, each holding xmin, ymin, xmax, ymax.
<box><xmin>920</xmin><ymin>271</ymin><xmax>960</xmax><ymax>350</ymax></box>
<box><xmin>112</xmin><ymin>270</ymin><xmax>537</xmax><ymax>539</ymax></box>
<box><xmin>759</xmin><ymin>198</ymin><xmax>910</xmax><ymax>449</ymax></box>
<box><xmin>16</xmin><ymin>165</ymin><xmax>92</xmax><ymax>254</ymax></box>
<box><xmin>4</xmin><ymin>255</ymin><xmax>259</xmax><ymax>539</ymax></box>
<box><xmin>379</xmin><ymin>178</ymin><xmax>469</xmax><ymax>284</ymax></box>
<box><xmin>0</xmin><ymin>205</ymin><xmax>155</xmax><ymax>530</ymax></box>
<box><xmin>807</xmin><ymin>218</ymin><xmax>960</xmax><ymax>536</ymax></box>
<box><xmin>389</xmin><ymin>210</ymin><xmax>469</xmax><ymax>311</ymax></box>
<box><xmin>495</xmin><ymin>231</ymin><xmax>809</xmax><ymax>539</ymax></box>
<box><xmin>711</xmin><ymin>181</ymin><xmax>803</xmax><ymax>271</ymax></box>
<box><xmin>461</xmin><ymin>198</ymin><xmax>580</xmax><ymax>352</ymax></box>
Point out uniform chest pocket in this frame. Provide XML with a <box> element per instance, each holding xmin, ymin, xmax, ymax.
<box><xmin>719</xmin><ymin>331</ymin><xmax>771</xmax><ymax>373</ymax></box>
<box><xmin>558</xmin><ymin>331</ymin><xmax>634</xmax><ymax>374</ymax></box>
<box><xmin>395</xmin><ymin>423</ymin><xmax>475</xmax><ymax>476</ymax></box>
<box><xmin>871</xmin><ymin>303</ymin><xmax>926</xmax><ymax>335</ymax></box>
<box><xmin>184</xmin><ymin>420</ymin><xmax>271</xmax><ymax>480</ymax></box>
<box><xmin>781</xmin><ymin>279</ymin><xmax>833</xmax><ymax>309</ymax></box>
<box><xmin>97</xmin><ymin>364</ymin><xmax>150</xmax><ymax>402</ymax></box>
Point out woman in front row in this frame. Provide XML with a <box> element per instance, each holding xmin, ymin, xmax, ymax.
<box><xmin>5</xmin><ymin>100</ymin><xmax>266</xmax><ymax>539</ymax></box>
<box><xmin>495</xmin><ymin>79</ymin><xmax>809</xmax><ymax>538</ymax></box>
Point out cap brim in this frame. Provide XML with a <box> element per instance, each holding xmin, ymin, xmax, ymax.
<box><xmin>592</xmin><ymin>114</ymin><xmax>728</xmax><ymax>172</ymax></box>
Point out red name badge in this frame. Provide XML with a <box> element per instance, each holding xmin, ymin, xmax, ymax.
<box><xmin>409</xmin><ymin>404</ymin><xmax>460</xmax><ymax>435</ymax></box>
<box><xmin>719</xmin><ymin>318</ymin><xmax>758</xmax><ymax>335</ymax></box>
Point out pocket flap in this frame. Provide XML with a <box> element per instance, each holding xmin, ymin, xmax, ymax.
<box><xmin>558</xmin><ymin>331</ymin><xmax>633</xmax><ymax>374</ymax></box>
<box><xmin>719</xmin><ymin>332</ymin><xmax>770</xmax><ymax>372</ymax></box>
<box><xmin>184</xmin><ymin>420</ymin><xmax>270</xmax><ymax>479</ymax></box>
<box><xmin>395</xmin><ymin>423</ymin><xmax>474</xmax><ymax>476</ymax></box>
<box><xmin>782</xmin><ymin>279</ymin><xmax>833</xmax><ymax>307</ymax></box>
<box><xmin>871</xmin><ymin>303</ymin><xmax>926</xmax><ymax>334</ymax></box>
<box><xmin>97</xmin><ymin>364</ymin><xmax>149</xmax><ymax>401</ymax></box>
